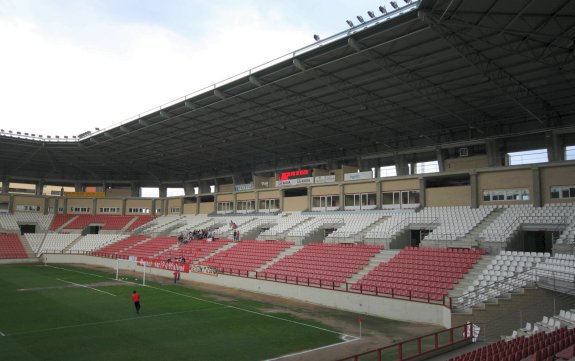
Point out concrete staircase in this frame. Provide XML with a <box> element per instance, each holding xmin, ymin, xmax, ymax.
<box><xmin>255</xmin><ymin>245</ymin><xmax>303</xmax><ymax>273</ymax></box>
<box><xmin>18</xmin><ymin>234</ymin><xmax>37</xmax><ymax>258</ymax></box>
<box><xmin>448</xmin><ymin>255</ymin><xmax>496</xmax><ymax>298</ymax></box>
<box><xmin>342</xmin><ymin>249</ymin><xmax>400</xmax><ymax>289</ymax></box>
<box><xmin>56</xmin><ymin>216</ymin><xmax>79</xmax><ymax>232</ymax></box>
<box><xmin>459</xmin><ymin>207</ymin><xmax>505</xmax><ymax>244</ymax></box>
<box><xmin>451</xmin><ymin>287</ymin><xmax>575</xmax><ymax>340</ymax></box>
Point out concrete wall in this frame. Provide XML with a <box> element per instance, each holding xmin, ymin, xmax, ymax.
<box><xmin>106</xmin><ymin>188</ymin><xmax>131</xmax><ymax>197</ymax></box>
<box><xmin>41</xmin><ymin>254</ymin><xmax>452</xmax><ymax>328</ymax></box>
<box><xmin>426</xmin><ymin>186</ymin><xmax>471</xmax><ymax>207</ymax></box>
<box><xmin>283</xmin><ymin>196</ymin><xmax>307</xmax><ymax>212</ymax></box>
<box><xmin>444</xmin><ymin>155</ymin><xmax>488</xmax><ymax>172</ymax></box>
<box><xmin>67</xmin><ymin>198</ymin><xmax>93</xmax><ymax>212</ymax></box>
<box><xmin>540</xmin><ymin>164</ymin><xmax>575</xmax><ymax>204</ymax></box>
<box><xmin>381</xmin><ymin>178</ymin><xmax>419</xmax><ymax>191</ymax></box>
<box><xmin>219</xmin><ymin>184</ymin><xmax>234</xmax><ymax>192</ymax></box>
<box><xmin>95</xmin><ymin>198</ymin><xmax>123</xmax><ymax>213</ymax></box>
<box><xmin>13</xmin><ymin>195</ymin><xmax>45</xmax><ymax>211</ymax></box>
<box><xmin>478</xmin><ymin>168</ymin><xmax>532</xmax><ymax>206</ymax></box>
<box><xmin>311</xmin><ymin>185</ymin><xmax>340</xmax><ymax>196</ymax></box>
<box><xmin>183</xmin><ymin>202</ymin><xmax>197</xmax><ymax>214</ymax></box>
<box><xmin>259</xmin><ymin>190</ymin><xmax>280</xmax><ymax>199</ymax></box>
<box><xmin>126</xmin><ymin>199</ymin><xmax>154</xmax><ymax>212</ymax></box>
<box><xmin>199</xmin><ymin>202</ymin><xmax>214</xmax><ymax>214</ymax></box>
<box><xmin>217</xmin><ymin>193</ymin><xmax>234</xmax><ymax>202</ymax></box>
<box><xmin>236</xmin><ymin>192</ymin><xmax>255</xmax><ymax>201</ymax></box>
<box><xmin>345</xmin><ymin>182</ymin><xmax>376</xmax><ymax>193</ymax></box>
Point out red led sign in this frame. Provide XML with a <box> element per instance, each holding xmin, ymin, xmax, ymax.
<box><xmin>277</xmin><ymin>170</ymin><xmax>310</xmax><ymax>181</ymax></box>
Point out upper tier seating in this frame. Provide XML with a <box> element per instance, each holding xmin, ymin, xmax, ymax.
<box><xmin>364</xmin><ymin>212</ymin><xmax>413</xmax><ymax>241</ymax></box>
<box><xmin>0</xmin><ymin>233</ymin><xmax>27</xmax><ymax>259</ymax></box>
<box><xmin>49</xmin><ymin>214</ymin><xmax>76</xmax><ymax>230</ymax></box>
<box><xmin>0</xmin><ymin>213</ymin><xmax>55</xmax><ymax>232</ymax></box>
<box><xmin>201</xmin><ymin>240</ymin><xmax>293</xmax><ymax>273</ymax></box>
<box><xmin>24</xmin><ymin>233</ymin><xmax>45</xmax><ymax>253</ymax></box>
<box><xmin>353</xmin><ymin>247</ymin><xmax>484</xmax><ymax>300</ymax></box>
<box><xmin>450</xmin><ymin>327</ymin><xmax>575</xmax><ymax>361</ymax></box>
<box><xmin>68</xmin><ymin>234</ymin><xmax>129</xmax><ymax>253</ymax></box>
<box><xmin>159</xmin><ymin>238</ymin><xmax>232</xmax><ymax>262</ymax></box>
<box><xmin>480</xmin><ymin>205</ymin><xmax>575</xmax><ymax>243</ymax></box>
<box><xmin>64</xmin><ymin>215</ymin><xmax>136</xmax><ymax>230</ymax></box>
<box><xmin>112</xmin><ymin>236</ymin><xmax>178</xmax><ymax>258</ymax></box>
<box><xmin>535</xmin><ymin>253</ymin><xmax>575</xmax><ymax>282</ymax></box>
<box><xmin>258</xmin><ymin>212</ymin><xmax>313</xmax><ymax>239</ymax></box>
<box><xmin>39</xmin><ymin>233</ymin><xmax>79</xmax><ymax>254</ymax></box>
<box><xmin>126</xmin><ymin>215</ymin><xmax>156</xmax><ymax>231</ymax></box>
<box><xmin>324</xmin><ymin>211</ymin><xmax>390</xmax><ymax>241</ymax></box>
<box><xmin>456</xmin><ymin>251</ymin><xmax>550</xmax><ymax>309</ymax></box>
<box><xmin>261</xmin><ymin>243</ymin><xmax>384</xmax><ymax>286</ymax></box>
<box><xmin>418</xmin><ymin>206</ymin><xmax>494</xmax><ymax>241</ymax></box>
<box><xmin>95</xmin><ymin>235</ymin><xmax>151</xmax><ymax>257</ymax></box>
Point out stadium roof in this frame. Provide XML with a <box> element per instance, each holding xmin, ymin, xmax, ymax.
<box><xmin>1</xmin><ymin>0</ymin><xmax>574</xmax><ymax>185</ymax></box>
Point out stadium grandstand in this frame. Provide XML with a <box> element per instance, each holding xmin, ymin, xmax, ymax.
<box><xmin>1</xmin><ymin>0</ymin><xmax>575</xmax><ymax>359</ymax></box>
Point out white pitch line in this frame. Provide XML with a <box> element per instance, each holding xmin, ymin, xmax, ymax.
<box><xmin>46</xmin><ymin>265</ymin><xmax>354</xmax><ymax>339</ymax></box>
<box><xmin>7</xmin><ymin>306</ymin><xmax>228</xmax><ymax>337</ymax></box>
<box><xmin>0</xmin><ymin>331</ymin><xmax>5</xmax><ymax>336</ymax></box>
<box><xmin>265</xmin><ymin>336</ymin><xmax>360</xmax><ymax>361</ymax></box>
<box><xmin>56</xmin><ymin>278</ymin><xmax>116</xmax><ymax>297</ymax></box>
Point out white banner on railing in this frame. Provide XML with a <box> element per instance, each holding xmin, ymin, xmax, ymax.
<box><xmin>314</xmin><ymin>175</ymin><xmax>336</xmax><ymax>184</ymax></box>
<box><xmin>344</xmin><ymin>171</ymin><xmax>372</xmax><ymax>181</ymax></box>
<box><xmin>275</xmin><ymin>177</ymin><xmax>314</xmax><ymax>187</ymax></box>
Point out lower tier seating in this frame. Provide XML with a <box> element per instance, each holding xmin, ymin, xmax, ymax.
<box><xmin>0</xmin><ymin>233</ymin><xmax>27</xmax><ymax>258</ymax></box>
<box><xmin>450</xmin><ymin>327</ymin><xmax>575</xmax><ymax>361</ymax></box>
<box><xmin>353</xmin><ymin>247</ymin><xmax>484</xmax><ymax>300</ymax></box>
<box><xmin>261</xmin><ymin>243</ymin><xmax>383</xmax><ymax>286</ymax></box>
<box><xmin>201</xmin><ymin>240</ymin><xmax>293</xmax><ymax>273</ymax></box>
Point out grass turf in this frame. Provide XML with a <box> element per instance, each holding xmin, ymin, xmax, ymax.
<box><xmin>0</xmin><ymin>264</ymin><xmax>344</xmax><ymax>361</ymax></box>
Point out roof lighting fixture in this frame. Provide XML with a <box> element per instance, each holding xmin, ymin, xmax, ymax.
<box><xmin>368</xmin><ymin>11</ymin><xmax>376</xmax><ymax>18</ymax></box>
<box><xmin>346</xmin><ymin>19</ymin><xmax>354</xmax><ymax>27</ymax></box>
<box><xmin>357</xmin><ymin>15</ymin><xmax>365</xmax><ymax>23</ymax></box>
<box><xmin>390</xmin><ymin>1</ymin><xmax>399</xmax><ymax>9</ymax></box>
<box><xmin>313</xmin><ymin>34</ymin><xmax>320</xmax><ymax>41</ymax></box>
<box><xmin>379</xmin><ymin>5</ymin><xmax>387</xmax><ymax>14</ymax></box>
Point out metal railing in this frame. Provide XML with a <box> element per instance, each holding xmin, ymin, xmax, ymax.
<box><xmin>336</xmin><ymin>323</ymin><xmax>474</xmax><ymax>361</ymax></box>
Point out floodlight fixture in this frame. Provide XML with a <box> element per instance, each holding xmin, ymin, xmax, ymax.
<box><xmin>357</xmin><ymin>15</ymin><xmax>365</xmax><ymax>23</ymax></box>
<box><xmin>379</xmin><ymin>5</ymin><xmax>387</xmax><ymax>14</ymax></box>
<box><xmin>346</xmin><ymin>19</ymin><xmax>354</xmax><ymax>27</ymax></box>
<box><xmin>368</xmin><ymin>11</ymin><xmax>375</xmax><ymax>18</ymax></box>
<box><xmin>390</xmin><ymin>1</ymin><xmax>399</xmax><ymax>9</ymax></box>
<box><xmin>313</xmin><ymin>34</ymin><xmax>320</xmax><ymax>41</ymax></box>
<box><xmin>404</xmin><ymin>0</ymin><xmax>412</xmax><ymax>3</ymax></box>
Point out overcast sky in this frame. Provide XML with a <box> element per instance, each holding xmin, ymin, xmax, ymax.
<box><xmin>0</xmin><ymin>0</ymin><xmax>403</xmax><ymax>138</ymax></box>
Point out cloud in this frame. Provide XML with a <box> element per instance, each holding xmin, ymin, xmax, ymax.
<box><xmin>0</xmin><ymin>2</ymin><xmax>311</xmax><ymax>137</ymax></box>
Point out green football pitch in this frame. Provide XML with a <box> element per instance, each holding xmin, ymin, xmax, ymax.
<box><xmin>0</xmin><ymin>264</ymin><xmax>347</xmax><ymax>361</ymax></box>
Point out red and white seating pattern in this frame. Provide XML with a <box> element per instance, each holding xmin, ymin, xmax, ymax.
<box><xmin>201</xmin><ymin>240</ymin><xmax>293</xmax><ymax>273</ymax></box>
<box><xmin>353</xmin><ymin>247</ymin><xmax>484</xmax><ymax>300</ymax></box>
<box><xmin>262</xmin><ymin>243</ymin><xmax>383</xmax><ymax>286</ymax></box>
<box><xmin>0</xmin><ymin>233</ymin><xmax>27</xmax><ymax>258</ymax></box>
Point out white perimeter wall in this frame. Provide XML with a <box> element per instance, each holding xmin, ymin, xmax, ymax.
<box><xmin>41</xmin><ymin>254</ymin><xmax>452</xmax><ymax>328</ymax></box>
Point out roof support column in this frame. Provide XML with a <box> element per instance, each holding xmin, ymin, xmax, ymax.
<box><xmin>1</xmin><ymin>177</ymin><xmax>9</xmax><ymax>194</ymax></box>
<box><xmin>130</xmin><ymin>182</ymin><xmax>140</xmax><ymax>198</ymax></box>
<box><xmin>74</xmin><ymin>183</ymin><xmax>83</xmax><ymax>192</ymax></box>
<box><xmin>532</xmin><ymin>167</ymin><xmax>542</xmax><ymax>208</ymax></box>
<box><xmin>183</xmin><ymin>181</ymin><xmax>195</xmax><ymax>196</ymax></box>
<box><xmin>35</xmin><ymin>180</ymin><xmax>44</xmax><ymax>196</ymax></box>
<box><xmin>486</xmin><ymin>140</ymin><xmax>504</xmax><ymax>167</ymax></box>
<box><xmin>470</xmin><ymin>172</ymin><xmax>478</xmax><ymax>209</ymax></box>
<box><xmin>159</xmin><ymin>184</ymin><xmax>167</xmax><ymax>198</ymax></box>
<box><xmin>547</xmin><ymin>132</ymin><xmax>565</xmax><ymax>162</ymax></box>
<box><xmin>436</xmin><ymin>148</ymin><xmax>446</xmax><ymax>173</ymax></box>
<box><xmin>395</xmin><ymin>155</ymin><xmax>409</xmax><ymax>176</ymax></box>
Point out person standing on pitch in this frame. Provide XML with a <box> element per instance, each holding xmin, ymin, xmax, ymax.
<box><xmin>132</xmin><ymin>290</ymin><xmax>141</xmax><ymax>314</ymax></box>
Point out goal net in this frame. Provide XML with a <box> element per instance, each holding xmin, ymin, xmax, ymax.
<box><xmin>114</xmin><ymin>258</ymin><xmax>148</xmax><ymax>286</ymax></box>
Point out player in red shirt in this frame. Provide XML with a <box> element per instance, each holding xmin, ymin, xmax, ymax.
<box><xmin>131</xmin><ymin>290</ymin><xmax>141</xmax><ymax>314</ymax></box>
